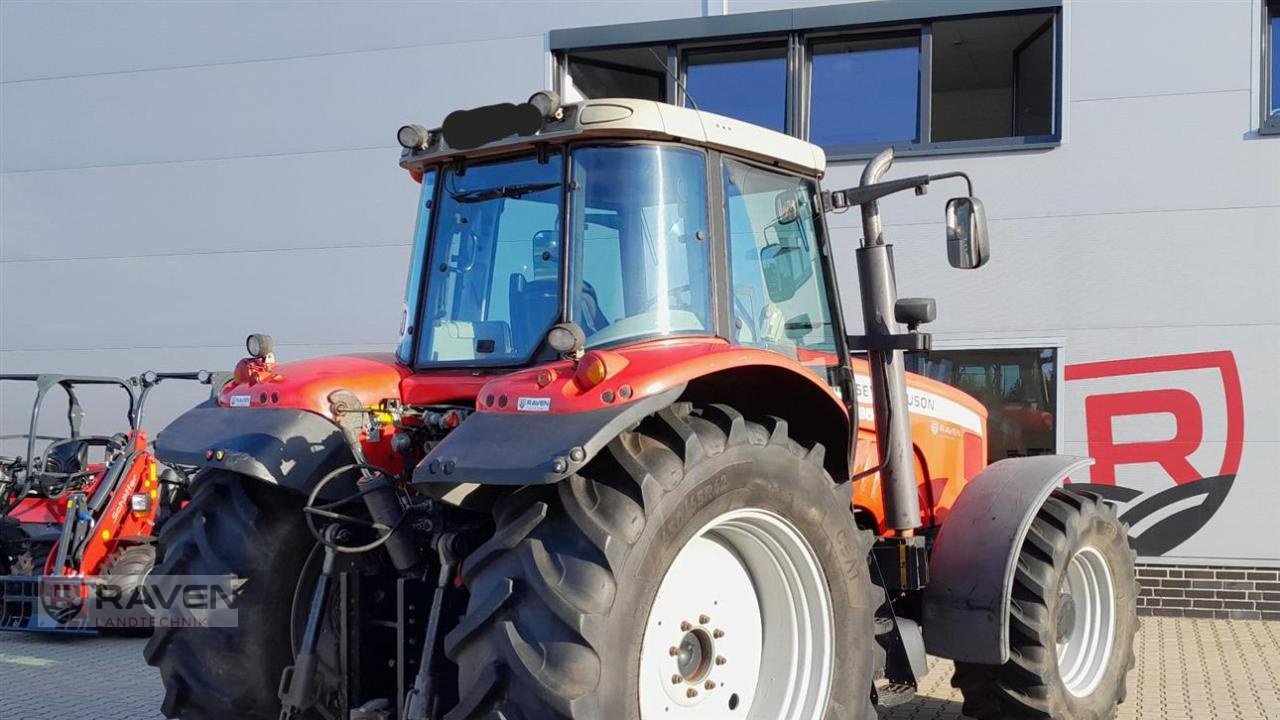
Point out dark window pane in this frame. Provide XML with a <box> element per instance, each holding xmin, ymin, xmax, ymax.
<box><xmin>810</xmin><ymin>35</ymin><xmax>920</xmax><ymax>147</ymax></box>
<box><xmin>932</xmin><ymin>12</ymin><xmax>1056</xmax><ymax>141</ymax></box>
<box><xmin>685</xmin><ymin>45</ymin><xmax>788</xmax><ymax>132</ymax></box>
<box><xmin>905</xmin><ymin>348</ymin><xmax>1058</xmax><ymax>460</ymax></box>
<box><xmin>1014</xmin><ymin>22</ymin><xmax>1054</xmax><ymax>135</ymax></box>
<box><xmin>1271</xmin><ymin>8</ymin><xmax>1279</xmax><ymax>115</ymax></box>
<box><xmin>565</xmin><ymin>46</ymin><xmax>667</xmax><ymax>102</ymax></box>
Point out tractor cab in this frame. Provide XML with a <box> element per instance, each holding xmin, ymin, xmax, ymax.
<box><xmin>395</xmin><ymin>97</ymin><xmax>844</xmax><ymax>387</ymax></box>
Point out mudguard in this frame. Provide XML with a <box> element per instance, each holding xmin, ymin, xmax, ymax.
<box><xmin>922</xmin><ymin>455</ymin><xmax>1094</xmax><ymax>665</ymax></box>
<box><xmin>414</xmin><ymin>384</ymin><xmax>685</xmax><ymax>495</ymax></box>
<box><xmin>154</xmin><ymin>400</ymin><xmax>356</xmax><ymax>501</ymax></box>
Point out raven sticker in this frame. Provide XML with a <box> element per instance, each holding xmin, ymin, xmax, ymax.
<box><xmin>516</xmin><ymin>397</ymin><xmax>551</xmax><ymax>412</ymax></box>
<box><xmin>1065</xmin><ymin>351</ymin><xmax>1243</xmax><ymax>556</ymax></box>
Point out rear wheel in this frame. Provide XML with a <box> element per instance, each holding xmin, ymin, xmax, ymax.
<box><xmin>446</xmin><ymin>403</ymin><xmax>879</xmax><ymax>720</ymax></box>
<box><xmin>952</xmin><ymin>488</ymin><xmax>1139</xmax><ymax>720</ymax></box>
<box><xmin>143</xmin><ymin>471</ymin><xmax>314</xmax><ymax>720</ymax></box>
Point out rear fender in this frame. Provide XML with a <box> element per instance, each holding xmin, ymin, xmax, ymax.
<box><xmin>416</xmin><ymin>341</ymin><xmax>852</xmax><ymax>507</ymax></box>
<box><xmin>922</xmin><ymin>455</ymin><xmax>1094</xmax><ymax>664</ymax></box>
<box><xmin>154</xmin><ymin>400</ymin><xmax>357</xmax><ymax>501</ymax></box>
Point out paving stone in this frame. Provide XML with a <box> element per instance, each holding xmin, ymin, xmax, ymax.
<box><xmin>0</xmin><ymin>617</ymin><xmax>1277</xmax><ymax>719</ymax></box>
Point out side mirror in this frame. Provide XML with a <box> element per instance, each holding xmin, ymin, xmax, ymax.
<box><xmin>775</xmin><ymin>190</ymin><xmax>800</xmax><ymax>225</ymax></box>
<box><xmin>945</xmin><ymin>197</ymin><xmax>990</xmax><ymax>269</ymax></box>
<box><xmin>760</xmin><ymin>243</ymin><xmax>814</xmax><ymax>302</ymax></box>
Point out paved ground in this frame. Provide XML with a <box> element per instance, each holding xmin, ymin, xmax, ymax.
<box><xmin>0</xmin><ymin>616</ymin><xmax>1277</xmax><ymax>719</ymax></box>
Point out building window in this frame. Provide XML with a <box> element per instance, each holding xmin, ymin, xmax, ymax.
<box><xmin>906</xmin><ymin>348</ymin><xmax>1059</xmax><ymax>461</ymax></box>
<box><xmin>809</xmin><ymin>33</ymin><xmax>921</xmax><ymax>149</ymax></box>
<box><xmin>684</xmin><ymin>44</ymin><xmax>789</xmax><ymax>133</ymax></box>
<box><xmin>553</xmin><ymin>2</ymin><xmax>1061</xmax><ymax>158</ymax></box>
<box><xmin>563</xmin><ymin>46</ymin><xmax>667</xmax><ymax>103</ymax></box>
<box><xmin>931</xmin><ymin>14</ymin><xmax>1056</xmax><ymax>142</ymax></box>
<box><xmin>1265</xmin><ymin>0</ymin><xmax>1280</xmax><ymax>134</ymax></box>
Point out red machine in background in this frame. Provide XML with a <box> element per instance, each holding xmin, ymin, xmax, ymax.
<box><xmin>0</xmin><ymin>371</ymin><xmax>225</xmax><ymax>633</ymax></box>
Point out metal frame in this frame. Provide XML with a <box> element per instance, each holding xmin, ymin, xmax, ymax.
<box><xmin>0</xmin><ymin>374</ymin><xmax>138</xmax><ymax>479</ymax></box>
<box><xmin>1264</xmin><ymin>0</ymin><xmax>1280</xmax><ymax>135</ymax></box>
<box><xmin>550</xmin><ymin>0</ymin><xmax>1063</xmax><ymax>159</ymax></box>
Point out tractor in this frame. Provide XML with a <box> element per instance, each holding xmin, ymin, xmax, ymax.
<box><xmin>144</xmin><ymin>94</ymin><xmax>1138</xmax><ymax>720</ymax></box>
<box><xmin>0</xmin><ymin>371</ymin><xmax>223</xmax><ymax>632</ymax></box>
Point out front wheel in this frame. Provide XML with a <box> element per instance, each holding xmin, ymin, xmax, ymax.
<box><xmin>952</xmin><ymin>488</ymin><xmax>1139</xmax><ymax>720</ymax></box>
<box><xmin>446</xmin><ymin>403</ymin><xmax>879</xmax><ymax>720</ymax></box>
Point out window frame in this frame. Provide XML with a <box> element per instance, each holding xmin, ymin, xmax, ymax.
<box><xmin>551</xmin><ymin>1</ymin><xmax>1063</xmax><ymax>159</ymax></box>
<box><xmin>1264</xmin><ymin>0</ymin><xmax>1280</xmax><ymax>135</ymax></box>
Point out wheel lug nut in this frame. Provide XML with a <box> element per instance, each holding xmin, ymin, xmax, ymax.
<box><xmin>680</xmin><ymin>621</ymin><xmax>692</xmax><ymax>632</ymax></box>
<box><xmin>713</xmin><ymin>628</ymin><xmax>725</xmax><ymax>639</ymax></box>
<box><xmin>715</xmin><ymin>655</ymin><xmax>727</xmax><ymax>665</ymax></box>
<box><xmin>686</xmin><ymin>688</ymin><xmax>698</xmax><ymax>698</ymax></box>
<box><xmin>704</xmin><ymin>680</ymin><xmax>716</xmax><ymax>690</ymax></box>
<box><xmin>671</xmin><ymin>674</ymin><xmax>682</xmax><ymax>685</ymax></box>
<box><xmin>699</xmin><ymin>614</ymin><xmax>711</xmax><ymax>624</ymax></box>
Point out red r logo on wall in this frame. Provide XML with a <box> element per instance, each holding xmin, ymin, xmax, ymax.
<box><xmin>1064</xmin><ymin>351</ymin><xmax>1245</xmax><ymax>556</ymax></box>
<box><xmin>1065</xmin><ymin>351</ymin><xmax>1244</xmax><ymax>485</ymax></box>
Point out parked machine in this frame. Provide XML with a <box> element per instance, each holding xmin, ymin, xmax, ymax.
<box><xmin>144</xmin><ymin>95</ymin><xmax>1138</xmax><ymax>720</ymax></box>
<box><xmin>0</xmin><ymin>371</ymin><xmax>223</xmax><ymax>632</ymax></box>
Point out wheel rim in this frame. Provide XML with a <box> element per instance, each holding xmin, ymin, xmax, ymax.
<box><xmin>638</xmin><ymin>509</ymin><xmax>834</xmax><ymax>720</ymax></box>
<box><xmin>1056</xmin><ymin>546</ymin><xmax>1117</xmax><ymax>697</ymax></box>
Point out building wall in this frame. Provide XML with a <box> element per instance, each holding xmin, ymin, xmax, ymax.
<box><xmin>2</xmin><ymin>1</ymin><xmax>1278</xmax><ymax>567</ymax></box>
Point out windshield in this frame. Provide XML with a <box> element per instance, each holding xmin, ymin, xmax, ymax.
<box><xmin>414</xmin><ymin>154</ymin><xmax>564</xmax><ymax>365</ymax></box>
<box><xmin>569</xmin><ymin>145</ymin><xmax>712</xmax><ymax>348</ymax></box>
<box><xmin>407</xmin><ymin>144</ymin><xmax>713</xmax><ymax>367</ymax></box>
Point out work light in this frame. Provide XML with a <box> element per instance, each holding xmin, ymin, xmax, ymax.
<box><xmin>397</xmin><ymin>124</ymin><xmax>431</xmax><ymax>150</ymax></box>
<box><xmin>246</xmin><ymin>333</ymin><xmax>274</xmax><ymax>359</ymax></box>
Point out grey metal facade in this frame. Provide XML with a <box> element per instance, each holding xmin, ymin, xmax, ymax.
<box><xmin>1</xmin><ymin>0</ymin><xmax>1277</xmax><ymax>566</ymax></box>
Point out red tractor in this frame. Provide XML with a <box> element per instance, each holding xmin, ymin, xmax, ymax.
<box><xmin>0</xmin><ymin>371</ymin><xmax>222</xmax><ymax>632</ymax></box>
<box><xmin>145</xmin><ymin>95</ymin><xmax>1138</xmax><ymax>720</ymax></box>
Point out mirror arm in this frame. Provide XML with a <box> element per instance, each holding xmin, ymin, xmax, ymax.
<box><xmin>926</xmin><ymin>171</ymin><xmax>974</xmax><ymax>197</ymax></box>
<box><xmin>821</xmin><ymin>172</ymin><xmax>975</xmax><ymax>213</ymax></box>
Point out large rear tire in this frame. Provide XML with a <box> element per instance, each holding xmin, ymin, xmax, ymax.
<box><xmin>952</xmin><ymin>488</ymin><xmax>1139</xmax><ymax>720</ymax></box>
<box><xmin>143</xmin><ymin>471</ymin><xmax>314</xmax><ymax>720</ymax></box>
<box><xmin>445</xmin><ymin>403</ymin><xmax>879</xmax><ymax>720</ymax></box>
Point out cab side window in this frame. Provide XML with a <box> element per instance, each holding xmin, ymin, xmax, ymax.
<box><xmin>722</xmin><ymin>158</ymin><xmax>837</xmax><ymax>374</ymax></box>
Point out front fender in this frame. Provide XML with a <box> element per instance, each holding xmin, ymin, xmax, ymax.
<box><xmin>922</xmin><ymin>455</ymin><xmax>1094</xmax><ymax>665</ymax></box>
<box><xmin>154</xmin><ymin>400</ymin><xmax>357</xmax><ymax>501</ymax></box>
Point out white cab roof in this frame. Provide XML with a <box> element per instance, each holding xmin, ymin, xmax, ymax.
<box><xmin>400</xmin><ymin>98</ymin><xmax>827</xmax><ymax>177</ymax></box>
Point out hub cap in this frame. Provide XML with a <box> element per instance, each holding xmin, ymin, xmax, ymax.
<box><xmin>1056</xmin><ymin>546</ymin><xmax>1117</xmax><ymax>697</ymax></box>
<box><xmin>638</xmin><ymin>509</ymin><xmax>834</xmax><ymax>719</ymax></box>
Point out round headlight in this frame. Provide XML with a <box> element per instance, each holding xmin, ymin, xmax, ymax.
<box><xmin>141</xmin><ymin>370</ymin><xmax>158</xmax><ymax>386</ymax></box>
<box><xmin>196</xmin><ymin>370</ymin><xmax>211</xmax><ymax>384</ymax></box>
<box><xmin>397</xmin><ymin>124</ymin><xmax>431</xmax><ymax>150</ymax></box>
<box><xmin>246</xmin><ymin>333</ymin><xmax>274</xmax><ymax>359</ymax></box>
<box><xmin>546</xmin><ymin>322</ymin><xmax>585</xmax><ymax>356</ymax></box>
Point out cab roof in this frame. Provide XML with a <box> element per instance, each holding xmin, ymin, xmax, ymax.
<box><xmin>399</xmin><ymin>98</ymin><xmax>827</xmax><ymax>178</ymax></box>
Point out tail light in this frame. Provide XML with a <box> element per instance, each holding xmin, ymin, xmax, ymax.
<box><xmin>963</xmin><ymin>432</ymin><xmax>986</xmax><ymax>481</ymax></box>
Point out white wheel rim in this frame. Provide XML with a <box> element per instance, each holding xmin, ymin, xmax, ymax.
<box><xmin>638</xmin><ymin>509</ymin><xmax>834</xmax><ymax>720</ymax></box>
<box><xmin>1056</xmin><ymin>546</ymin><xmax>1117</xmax><ymax>697</ymax></box>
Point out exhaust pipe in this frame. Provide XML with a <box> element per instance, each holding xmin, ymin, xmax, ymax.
<box><xmin>855</xmin><ymin>148</ymin><xmax>923</xmax><ymax>532</ymax></box>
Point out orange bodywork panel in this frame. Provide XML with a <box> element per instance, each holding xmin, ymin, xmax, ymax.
<box><xmin>849</xmin><ymin>358</ymin><xmax>989</xmax><ymax>533</ymax></box>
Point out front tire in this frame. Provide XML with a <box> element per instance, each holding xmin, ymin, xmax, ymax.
<box><xmin>446</xmin><ymin>403</ymin><xmax>879</xmax><ymax>720</ymax></box>
<box><xmin>952</xmin><ymin>488</ymin><xmax>1139</xmax><ymax>720</ymax></box>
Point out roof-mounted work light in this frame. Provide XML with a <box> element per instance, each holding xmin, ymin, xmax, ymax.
<box><xmin>397</xmin><ymin>124</ymin><xmax>431</xmax><ymax>150</ymax></box>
